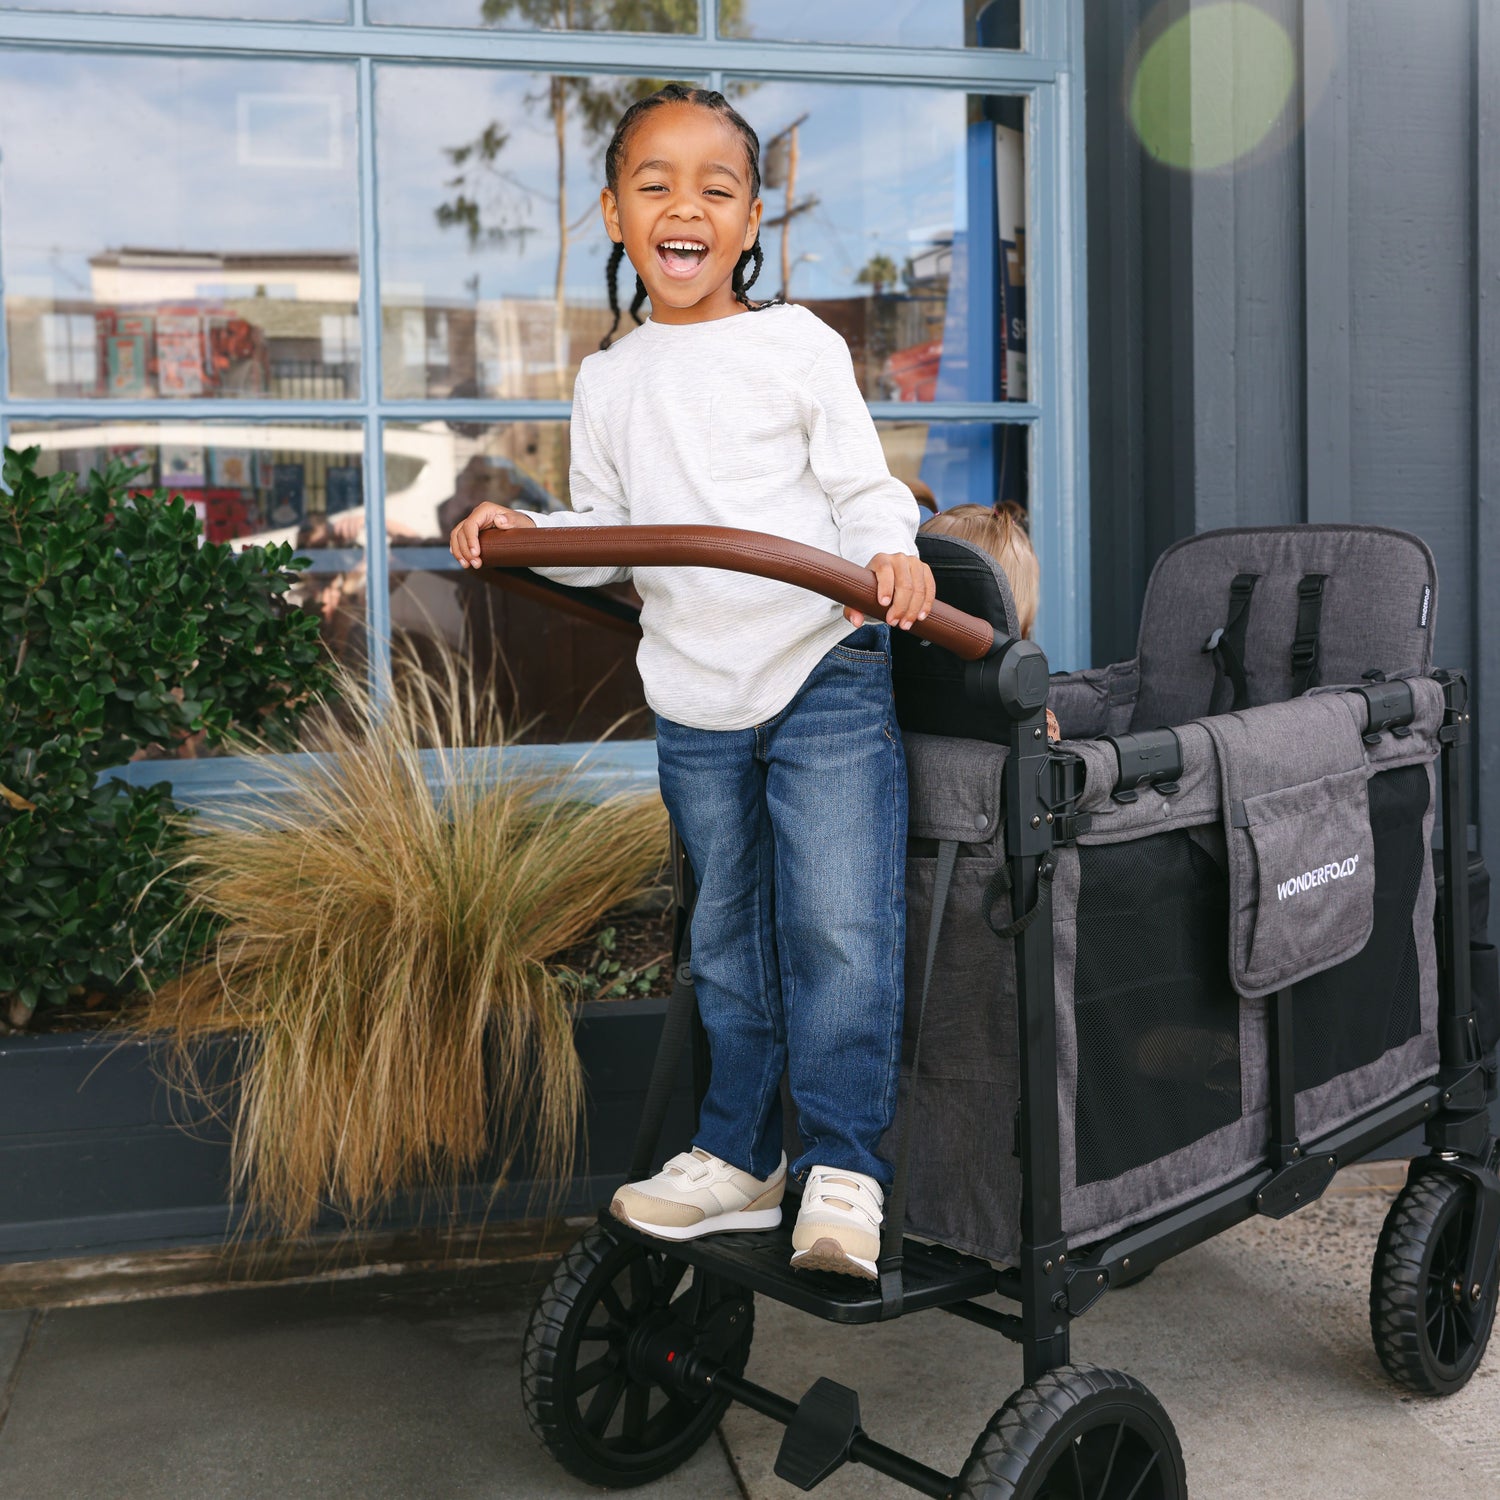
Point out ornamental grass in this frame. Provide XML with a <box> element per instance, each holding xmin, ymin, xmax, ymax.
<box><xmin>140</xmin><ymin>642</ymin><xmax>667</xmax><ymax>1238</ymax></box>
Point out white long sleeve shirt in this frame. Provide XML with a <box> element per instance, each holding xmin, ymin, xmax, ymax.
<box><xmin>530</xmin><ymin>303</ymin><xmax>920</xmax><ymax>731</ymax></box>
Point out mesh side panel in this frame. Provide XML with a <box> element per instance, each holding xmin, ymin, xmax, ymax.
<box><xmin>1074</xmin><ymin>831</ymin><xmax>1243</xmax><ymax>1187</ymax></box>
<box><xmin>1291</xmin><ymin>765</ymin><xmax>1429</xmax><ymax>1092</ymax></box>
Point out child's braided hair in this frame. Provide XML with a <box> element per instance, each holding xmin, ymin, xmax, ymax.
<box><xmin>600</xmin><ymin>84</ymin><xmax>783</xmax><ymax>350</ymax></box>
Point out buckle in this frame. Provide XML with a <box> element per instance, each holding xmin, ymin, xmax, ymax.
<box><xmin>1203</xmin><ymin>627</ymin><xmax>1225</xmax><ymax>654</ymax></box>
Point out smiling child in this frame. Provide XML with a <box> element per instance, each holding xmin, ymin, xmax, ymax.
<box><xmin>449</xmin><ymin>84</ymin><xmax>934</xmax><ymax>1281</ymax></box>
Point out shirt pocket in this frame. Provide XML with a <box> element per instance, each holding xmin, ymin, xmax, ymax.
<box><xmin>709</xmin><ymin>395</ymin><xmax>807</xmax><ymax>482</ymax></box>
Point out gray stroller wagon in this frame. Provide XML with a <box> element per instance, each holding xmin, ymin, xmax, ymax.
<box><xmin>485</xmin><ymin>521</ymin><xmax>1500</xmax><ymax>1498</ymax></box>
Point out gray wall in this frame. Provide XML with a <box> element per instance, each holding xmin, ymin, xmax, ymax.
<box><xmin>1085</xmin><ymin>0</ymin><xmax>1498</xmax><ymax>859</ymax></box>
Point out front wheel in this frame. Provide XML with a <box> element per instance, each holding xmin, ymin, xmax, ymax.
<box><xmin>1371</xmin><ymin>1167</ymin><xmax>1499</xmax><ymax>1396</ymax></box>
<box><xmin>954</xmin><ymin>1365</ymin><xmax>1186</xmax><ymax>1499</ymax></box>
<box><xmin>521</xmin><ymin>1225</ymin><xmax>754</xmax><ymax>1489</ymax></box>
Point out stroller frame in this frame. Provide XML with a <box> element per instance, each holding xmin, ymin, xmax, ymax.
<box><xmin>495</xmin><ymin>524</ymin><xmax>1500</xmax><ymax>1496</ymax></box>
<box><xmin>597</xmin><ymin>656</ymin><xmax>1496</xmax><ymax>1497</ymax></box>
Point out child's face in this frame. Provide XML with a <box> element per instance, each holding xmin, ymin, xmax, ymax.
<box><xmin>601</xmin><ymin>103</ymin><xmax>764</xmax><ymax>325</ymax></box>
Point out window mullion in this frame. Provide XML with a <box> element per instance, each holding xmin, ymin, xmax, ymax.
<box><xmin>356</xmin><ymin>50</ymin><xmax>390</xmax><ymax>698</ymax></box>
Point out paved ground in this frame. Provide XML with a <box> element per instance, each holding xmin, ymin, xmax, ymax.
<box><xmin>0</xmin><ymin>1165</ymin><xmax>1496</xmax><ymax>1499</ymax></box>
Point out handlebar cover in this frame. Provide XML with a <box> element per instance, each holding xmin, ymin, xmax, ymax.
<box><xmin>478</xmin><ymin>524</ymin><xmax>998</xmax><ymax>662</ymax></box>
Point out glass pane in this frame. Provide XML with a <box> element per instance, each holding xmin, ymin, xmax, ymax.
<box><xmin>0</xmin><ymin>1</ymin><xmax>346</xmax><ymax>16</ymax></box>
<box><xmin>383</xmin><ymin>420</ymin><xmax>650</xmax><ymax>743</ymax></box>
<box><xmin>725</xmin><ymin>82</ymin><xmax>1027</xmax><ymax>403</ymax></box>
<box><xmin>877</xmin><ymin>419</ymin><xmax>1028</xmax><ymax>513</ymax></box>
<box><xmin>722</xmin><ymin>0</ymin><xmax>1020</xmax><ymax>50</ymax></box>
<box><xmin>378</xmin><ymin>67</ymin><xmax>706</xmax><ymax>401</ymax></box>
<box><xmin>11</xmin><ymin>420</ymin><xmax>368</xmax><ymax>743</ymax></box>
<box><xmin>0</xmin><ymin>52</ymin><xmax>360</xmax><ymax>400</ymax></box>
<box><xmin>370</xmin><ymin>0</ymin><xmax>696</xmax><ymax>31</ymax></box>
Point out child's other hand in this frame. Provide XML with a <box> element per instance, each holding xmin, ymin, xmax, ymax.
<box><xmin>448</xmin><ymin>502</ymin><xmax>536</xmax><ymax>569</ymax></box>
<box><xmin>847</xmin><ymin>552</ymin><xmax>936</xmax><ymax>630</ymax></box>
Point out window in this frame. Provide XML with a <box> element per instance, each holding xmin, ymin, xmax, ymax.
<box><xmin>0</xmin><ymin>50</ymin><xmax>361</xmax><ymax>402</ymax></box>
<box><xmin>0</xmin><ymin>5</ymin><xmax>1087</xmax><ymax>763</ymax></box>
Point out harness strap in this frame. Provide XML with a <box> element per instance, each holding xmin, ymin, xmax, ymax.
<box><xmin>1203</xmin><ymin>572</ymin><xmax>1260</xmax><ymax>714</ymax></box>
<box><xmin>879</xmin><ymin>836</ymin><xmax>959</xmax><ymax>1319</ymax></box>
<box><xmin>1290</xmin><ymin>573</ymin><xmax>1328</xmax><ymax>696</ymax></box>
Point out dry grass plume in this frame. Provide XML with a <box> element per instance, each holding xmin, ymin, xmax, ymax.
<box><xmin>138</xmin><ymin>643</ymin><xmax>667</xmax><ymax>1238</ymax></box>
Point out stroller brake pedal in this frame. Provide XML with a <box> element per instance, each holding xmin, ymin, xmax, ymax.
<box><xmin>773</xmin><ymin>1377</ymin><xmax>862</xmax><ymax>1491</ymax></box>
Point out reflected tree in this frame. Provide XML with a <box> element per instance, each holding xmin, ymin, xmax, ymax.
<box><xmin>436</xmin><ymin>1</ymin><xmax>743</xmax><ymax>396</ymax></box>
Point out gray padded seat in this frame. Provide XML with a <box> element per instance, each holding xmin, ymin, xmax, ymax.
<box><xmin>1050</xmin><ymin>524</ymin><xmax>1440</xmax><ymax>738</ymax></box>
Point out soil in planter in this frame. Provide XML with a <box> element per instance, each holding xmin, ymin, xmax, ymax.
<box><xmin>17</xmin><ymin>901</ymin><xmax>678</xmax><ymax>1037</ymax></box>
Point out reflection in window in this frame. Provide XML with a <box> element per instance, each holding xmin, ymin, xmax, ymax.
<box><xmin>722</xmin><ymin>0</ymin><xmax>1019</xmax><ymax>50</ymax></box>
<box><xmin>377</xmin><ymin>69</ymin><xmax>1023</xmax><ymax>406</ymax></box>
<box><xmin>382</xmin><ymin>421</ymin><xmax>649</xmax><ymax>743</ymax></box>
<box><xmin>0</xmin><ymin>1</ymin><xmax>346</xmax><ymax>16</ymax></box>
<box><xmin>377</xmin><ymin>66</ymin><xmax>702</xmax><ymax>401</ymax></box>
<box><xmin>0</xmin><ymin>51</ymin><xmax>360</xmax><ymax>400</ymax></box>
<box><xmin>11</xmin><ymin>421</ymin><xmax>368</xmax><ymax>719</ymax></box>
<box><xmin>724</xmin><ymin>82</ymin><xmax>1027</xmax><ymax>404</ymax></box>
<box><xmin>877</xmin><ymin>419</ymin><xmax>1028</xmax><ymax>514</ymax></box>
<box><xmin>368</xmin><ymin>0</ymin><xmax>697</xmax><ymax>32</ymax></box>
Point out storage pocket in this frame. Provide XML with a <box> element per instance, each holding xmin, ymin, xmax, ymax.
<box><xmin>1236</xmin><ymin>766</ymin><xmax>1376</xmax><ymax>994</ymax></box>
<box><xmin>1203</xmin><ymin>692</ymin><xmax>1380</xmax><ymax>999</ymax></box>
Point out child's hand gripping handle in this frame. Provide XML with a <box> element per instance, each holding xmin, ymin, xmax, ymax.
<box><xmin>477</xmin><ymin>524</ymin><xmax>999</xmax><ymax>662</ymax></box>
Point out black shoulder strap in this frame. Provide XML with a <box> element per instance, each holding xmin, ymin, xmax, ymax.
<box><xmin>1290</xmin><ymin>573</ymin><xmax>1328</xmax><ymax>696</ymax></box>
<box><xmin>1203</xmin><ymin>573</ymin><xmax>1260</xmax><ymax>714</ymax></box>
<box><xmin>878</xmin><ymin>836</ymin><xmax>959</xmax><ymax>1319</ymax></box>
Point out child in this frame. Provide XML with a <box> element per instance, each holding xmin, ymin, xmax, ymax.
<box><xmin>920</xmin><ymin>500</ymin><xmax>1060</xmax><ymax>739</ymax></box>
<box><xmin>449</xmin><ymin>84</ymin><xmax>936</xmax><ymax>1281</ymax></box>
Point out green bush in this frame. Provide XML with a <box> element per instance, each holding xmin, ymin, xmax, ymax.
<box><xmin>0</xmin><ymin>445</ymin><xmax>334</xmax><ymax>1026</ymax></box>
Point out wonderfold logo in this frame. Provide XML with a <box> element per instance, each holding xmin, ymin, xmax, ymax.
<box><xmin>1277</xmin><ymin>855</ymin><xmax>1361</xmax><ymax>902</ymax></box>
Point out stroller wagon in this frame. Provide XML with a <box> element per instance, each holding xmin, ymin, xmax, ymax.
<box><xmin>483</xmin><ymin>522</ymin><xmax>1500</xmax><ymax>1498</ymax></box>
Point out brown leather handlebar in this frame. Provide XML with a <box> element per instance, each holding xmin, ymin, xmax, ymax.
<box><xmin>477</xmin><ymin>524</ymin><xmax>999</xmax><ymax>662</ymax></box>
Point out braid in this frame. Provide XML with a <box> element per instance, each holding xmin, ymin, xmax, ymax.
<box><xmin>733</xmin><ymin>238</ymin><xmax>786</xmax><ymax>314</ymax></box>
<box><xmin>601</xmin><ymin>241</ymin><xmax>626</xmax><ymax>350</ymax></box>
<box><xmin>629</xmin><ymin>273</ymin><xmax>648</xmax><ymax>324</ymax></box>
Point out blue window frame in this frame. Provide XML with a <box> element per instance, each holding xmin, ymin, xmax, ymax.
<box><xmin>0</xmin><ymin>1</ymin><xmax>1089</xmax><ymax>737</ymax></box>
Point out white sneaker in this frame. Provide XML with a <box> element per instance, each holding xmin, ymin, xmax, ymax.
<box><xmin>610</xmin><ymin>1148</ymin><xmax>786</xmax><ymax>1242</ymax></box>
<box><xmin>789</xmin><ymin>1166</ymin><xmax>884</xmax><ymax>1281</ymax></box>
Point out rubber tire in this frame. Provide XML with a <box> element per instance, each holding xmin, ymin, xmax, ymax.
<box><xmin>1371</xmin><ymin>1167</ymin><xmax>1499</xmax><ymax>1396</ymax></box>
<box><xmin>954</xmin><ymin>1364</ymin><xmax>1187</xmax><ymax>1499</ymax></box>
<box><xmin>521</xmin><ymin>1225</ymin><xmax>753</xmax><ymax>1489</ymax></box>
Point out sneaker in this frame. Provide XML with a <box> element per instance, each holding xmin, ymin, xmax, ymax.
<box><xmin>610</xmin><ymin>1148</ymin><xmax>786</xmax><ymax>1242</ymax></box>
<box><xmin>789</xmin><ymin>1166</ymin><xmax>884</xmax><ymax>1280</ymax></box>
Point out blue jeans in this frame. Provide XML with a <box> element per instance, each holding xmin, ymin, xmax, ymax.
<box><xmin>654</xmin><ymin>623</ymin><xmax>908</xmax><ymax>1187</ymax></box>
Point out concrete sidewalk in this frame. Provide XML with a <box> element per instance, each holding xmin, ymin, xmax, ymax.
<box><xmin>0</xmin><ymin>1166</ymin><xmax>1495</xmax><ymax>1499</ymax></box>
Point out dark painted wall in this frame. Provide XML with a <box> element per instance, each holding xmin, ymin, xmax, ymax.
<box><xmin>1084</xmin><ymin>0</ymin><xmax>1498</xmax><ymax>859</ymax></box>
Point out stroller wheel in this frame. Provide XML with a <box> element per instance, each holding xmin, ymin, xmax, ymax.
<box><xmin>954</xmin><ymin>1365</ymin><xmax>1186</xmax><ymax>1499</ymax></box>
<box><xmin>521</xmin><ymin>1223</ymin><xmax>754</xmax><ymax>1488</ymax></box>
<box><xmin>1371</xmin><ymin>1168</ymin><xmax>1499</xmax><ymax>1396</ymax></box>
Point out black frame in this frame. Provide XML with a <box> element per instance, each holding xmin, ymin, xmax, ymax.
<box><xmin>601</xmin><ymin>649</ymin><xmax>1499</xmax><ymax>1496</ymax></box>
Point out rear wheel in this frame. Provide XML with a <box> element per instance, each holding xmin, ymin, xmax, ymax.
<box><xmin>954</xmin><ymin>1365</ymin><xmax>1186</xmax><ymax>1499</ymax></box>
<box><xmin>521</xmin><ymin>1225</ymin><xmax>754</xmax><ymax>1488</ymax></box>
<box><xmin>1371</xmin><ymin>1167</ymin><xmax>1498</xmax><ymax>1396</ymax></box>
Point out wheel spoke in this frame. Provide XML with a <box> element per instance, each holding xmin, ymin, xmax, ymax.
<box><xmin>583</xmin><ymin>1369</ymin><xmax>629</xmax><ymax>1436</ymax></box>
<box><xmin>576</xmin><ymin>1322</ymin><xmax>615</xmax><ymax>1343</ymax></box>
<box><xmin>598</xmin><ymin>1282</ymin><xmax>630</xmax><ymax>1325</ymax></box>
<box><xmin>572</xmin><ymin>1354</ymin><xmax>618</xmax><ymax>1396</ymax></box>
<box><xmin>641</xmin><ymin>1395</ymin><xmax>698</xmax><ymax>1449</ymax></box>
<box><xmin>658</xmin><ymin>1258</ymin><xmax>690</xmax><ymax>1305</ymax></box>
<box><xmin>1426</xmin><ymin>1298</ymin><xmax>1446</xmax><ymax>1337</ymax></box>
<box><xmin>621</xmin><ymin>1380</ymin><xmax>651</xmax><ymax>1448</ymax></box>
<box><xmin>1119</xmin><ymin>1449</ymin><xmax>1160</xmax><ymax>1500</ymax></box>
<box><xmin>630</xmin><ymin>1256</ymin><xmax>653</xmax><ymax>1306</ymax></box>
<box><xmin>1068</xmin><ymin>1437</ymin><xmax>1087</xmax><ymax>1500</ymax></box>
<box><xmin>1094</xmin><ymin>1423</ymin><xmax>1127</xmax><ymax>1500</ymax></box>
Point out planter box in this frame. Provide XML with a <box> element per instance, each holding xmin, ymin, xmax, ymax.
<box><xmin>0</xmin><ymin>999</ymin><xmax>691</xmax><ymax>1264</ymax></box>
